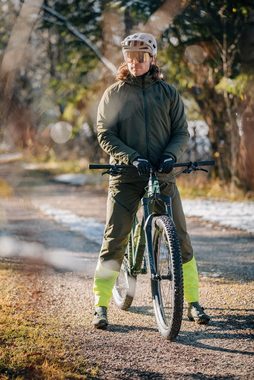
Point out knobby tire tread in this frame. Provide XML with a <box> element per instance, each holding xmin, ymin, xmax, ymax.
<box><xmin>152</xmin><ymin>215</ymin><xmax>183</xmax><ymax>341</ymax></box>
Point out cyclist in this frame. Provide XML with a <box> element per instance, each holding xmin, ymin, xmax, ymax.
<box><xmin>92</xmin><ymin>32</ymin><xmax>210</xmax><ymax>329</ymax></box>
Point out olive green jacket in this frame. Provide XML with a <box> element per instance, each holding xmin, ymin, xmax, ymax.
<box><xmin>97</xmin><ymin>72</ymin><xmax>189</xmax><ymax>180</ymax></box>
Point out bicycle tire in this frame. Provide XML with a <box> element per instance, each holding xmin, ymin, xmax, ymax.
<box><xmin>112</xmin><ymin>239</ymin><xmax>137</xmax><ymax>310</ymax></box>
<box><xmin>151</xmin><ymin>215</ymin><xmax>183</xmax><ymax>340</ymax></box>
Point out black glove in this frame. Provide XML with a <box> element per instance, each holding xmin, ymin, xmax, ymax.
<box><xmin>158</xmin><ymin>155</ymin><xmax>176</xmax><ymax>173</ymax></box>
<box><xmin>132</xmin><ymin>157</ymin><xmax>151</xmax><ymax>176</ymax></box>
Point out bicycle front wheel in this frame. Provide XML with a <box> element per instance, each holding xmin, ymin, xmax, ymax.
<box><xmin>151</xmin><ymin>215</ymin><xmax>183</xmax><ymax>340</ymax></box>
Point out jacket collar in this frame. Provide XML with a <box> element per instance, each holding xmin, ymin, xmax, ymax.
<box><xmin>124</xmin><ymin>71</ymin><xmax>158</xmax><ymax>89</ymax></box>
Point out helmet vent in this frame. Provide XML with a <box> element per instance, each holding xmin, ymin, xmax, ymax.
<box><xmin>121</xmin><ymin>33</ymin><xmax>157</xmax><ymax>56</ymax></box>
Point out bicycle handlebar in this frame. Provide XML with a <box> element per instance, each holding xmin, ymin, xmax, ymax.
<box><xmin>89</xmin><ymin>160</ymin><xmax>215</xmax><ymax>170</ymax></box>
<box><xmin>89</xmin><ymin>164</ymin><xmax>129</xmax><ymax>169</ymax></box>
<box><xmin>173</xmin><ymin>160</ymin><xmax>215</xmax><ymax>168</ymax></box>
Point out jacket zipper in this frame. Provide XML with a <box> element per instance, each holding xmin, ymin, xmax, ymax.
<box><xmin>142</xmin><ymin>77</ymin><xmax>149</xmax><ymax>159</ymax></box>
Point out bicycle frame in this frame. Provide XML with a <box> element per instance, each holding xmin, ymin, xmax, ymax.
<box><xmin>135</xmin><ymin>169</ymin><xmax>173</xmax><ymax>279</ymax></box>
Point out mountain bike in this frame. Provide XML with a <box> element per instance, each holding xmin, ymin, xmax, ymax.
<box><xmin>89</xmin><ymin>160</ymin><xmax>214</xmax><ymax>340</ymax></box>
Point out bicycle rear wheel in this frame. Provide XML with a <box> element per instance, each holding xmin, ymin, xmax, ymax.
<box><xmin>151</xmin><ymin>215</ymin><xmax>183</xmax><ymax>340</ymax></box>
<box><xmin>112</xmin><ymin>239</ymin><xmax>137</xmax><ymax>310</ymax></box>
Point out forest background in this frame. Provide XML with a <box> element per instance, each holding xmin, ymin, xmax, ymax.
<box><xmin>0</xmin><ymin>0</ymin><xmax>254</xmax><ymax>195</ymax></box>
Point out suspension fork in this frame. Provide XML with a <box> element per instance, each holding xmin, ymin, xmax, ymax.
<box><xmin>142</xmin><ymin>197</ymin><xmax>157</xmax><ymax>277</ymax></box>
<box><xmin>159</xmin><ymin>193</ymin><xmax>173</xmax><ymax>219</ymax></box>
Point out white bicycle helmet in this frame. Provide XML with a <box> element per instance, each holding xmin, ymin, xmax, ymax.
<box><xmin>121</xmin><ymin>33</ymin><xmax>157</xmax><ymax>57</ymax></box>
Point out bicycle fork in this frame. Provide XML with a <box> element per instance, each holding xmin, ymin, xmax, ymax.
<box><xmin>142</xmin><ymin>197</ymin><xmax>158</xmax><ymax>280</ymax></box>
<box><xmin>142</xmin><ymin>195</ymin><xmax>173</xmax><ymax>282</ymax></box>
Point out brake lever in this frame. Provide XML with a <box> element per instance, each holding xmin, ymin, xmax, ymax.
<box><xmin>102</xmin><ymin>167</ymin><xmax>124</xmax><ymax>176</ymax></box>
<box><xmin>182</xmin><ymin>166</ymin><xmax>208</xmax><ymax>174</ymax></box>
<box><xmin>198</xmin><ymin>168</ymin><xmax>208</xmax><ymax>173</ymax></box>
<box><xmin>182</xmin><ymin>166</ymin><xmax>193</xmax><ymax>173</ymax></box>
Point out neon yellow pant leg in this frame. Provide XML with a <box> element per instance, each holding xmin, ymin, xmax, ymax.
<box><xmin>182</xmin><ymin>257</ymin><xmax>199</xmax><ymax>303</ymax></box>
<box><xmin>93</xmin><ymin>260</ymin><xmax>119</xmax><ymax>307</ymax></box>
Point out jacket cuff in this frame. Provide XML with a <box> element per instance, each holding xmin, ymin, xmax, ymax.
<box><xmin>164</xmin><ymin>152</ymin><xmax>177</xmax><ymax>162</ymax></box>
<box><xmin>129</xmin><ymin>152</ymin><xmax>141</xmax><ymax>164</ymax></box>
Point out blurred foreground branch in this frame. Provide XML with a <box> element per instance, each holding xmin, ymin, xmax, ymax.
<box><xmin>1</xmin><ymin>0</ymin><xmax>43</xmax><ymax>102</ymax></box>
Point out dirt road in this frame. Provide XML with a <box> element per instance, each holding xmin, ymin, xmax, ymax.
<box><xmin>0</xmin><ymin>163</ymin><xmax>253</xmax><ymax>379</ymax></box>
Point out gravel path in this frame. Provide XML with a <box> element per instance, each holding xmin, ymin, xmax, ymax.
<box><xmin>0</xmin><ymin>163</ymin><xmax>253</xmax><ymax>379</ymax></box>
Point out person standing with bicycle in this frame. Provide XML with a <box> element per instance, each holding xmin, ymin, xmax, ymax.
<box><xmin>92</xmin><ymin>32</ymin><xmax>210</xmax><ymax>329</ymax></box>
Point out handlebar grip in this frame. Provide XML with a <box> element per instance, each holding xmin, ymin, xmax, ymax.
<box><xmin>196</xmin><ymin>160</ymin><xmax>215</xmax><ymax>166</ymax></box>
<box><xmin>89</xmin><ymin>163</ymin><xmax>131</xmax><ymax>170</ymax></box>
<box><xmin>173</xmin><ymin>160</ymin><xmax>215</xmax><ymax>168</ymax></box>
<box><xmin>89</xmin><ymin>164</ymin><xmax>112</xmax><ymax>169</ymax></box>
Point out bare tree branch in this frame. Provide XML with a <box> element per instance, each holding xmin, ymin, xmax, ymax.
<box><xmin>41</xmin><ymin>3</ymin><xmax>117</xmax><ymax>75</ymax></box>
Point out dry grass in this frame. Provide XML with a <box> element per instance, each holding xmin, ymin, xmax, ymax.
<box><xmin>0</xmin><ymin>179</ymin><xmax>13</xmax><ymax>197</ymax></box>
<box><xmin>2</xmin><ymin>156</ymin><xmax>253</xmax><ymax>201</ymax></box>
<box><xmin>177</xmin><ymin>175</ymin><xmax>254</xmax><ymax>201</ymax></box>
<box><xmin>0</xmin><ymin>265</ymin><xmax>98</xmax><ymax>380</ymax></box>
<box><xmin>22</xmin><ymin>158</ymin><xmax>254</xmax><ymax>201</ymax></box>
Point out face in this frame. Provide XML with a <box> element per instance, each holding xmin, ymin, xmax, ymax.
<box><xmin>124</xmin><ymin>51</ymin><xmax>153</xmax><ymax>77</ymax></box>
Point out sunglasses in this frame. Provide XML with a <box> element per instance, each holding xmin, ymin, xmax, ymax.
<box><xmin>124</xmin><ymin>51</ymin><xmax>152</xmax><ymax>63</ymax></box>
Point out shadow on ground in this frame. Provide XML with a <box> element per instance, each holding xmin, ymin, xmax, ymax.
<box><xmin>179</xmin><ymin>309</ymin><xmax>254</xmax><ymax>355</ymax></box>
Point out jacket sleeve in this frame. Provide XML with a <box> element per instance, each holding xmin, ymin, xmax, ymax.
<box><xmin>97</xmin><ymin>87</ymin><xmax>140</xmax><ymax>164</ymax></box>
<box><xmin>163</xmin><ymin>87</ymin><xmax>189</xmax><ymax>161</ymax></box>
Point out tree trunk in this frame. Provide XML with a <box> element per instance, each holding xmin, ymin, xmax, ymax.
<box><xmin>237</xmin><ymin>96</ymin><xmax>254</xmax><ymax>191</ymax></box>
<box><xmin>223</xmin><ymin>92</ymin><xmax>241</xmax><ymax>190</ymax></box>
<box><xmin>237</xmin><ymin>13</ymin><xmax>254</xmax><ymax>191</ymax></box>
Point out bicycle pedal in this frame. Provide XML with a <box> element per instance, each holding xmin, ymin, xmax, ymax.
<box><xmin>152</xmin><ymin>274</ymin><xmax>161</xmax><ymax>280</ymax></box>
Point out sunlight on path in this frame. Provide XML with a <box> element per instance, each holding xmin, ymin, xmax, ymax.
<box><xmin>182</xmin><ymin>199</ymin><xmax>254</xmax><ymax>234</ymax></box>
<box><xmin>34</xmin><ymin>203</ymin><xmax>104</xmax><ymax>244</ymax></box>
<box><xmin>33</xmin><ymin>199</ymin><xmax>254</xmax><ymax>247</ymax></box>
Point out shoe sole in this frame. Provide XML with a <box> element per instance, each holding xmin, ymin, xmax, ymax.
<box><xmin>93</xmin><ymin>321</ymin><xmax>108</xmax><ymax>330</ymax></box>
<box><xmin>188</xmin><ymin>316</ymin><xmax>210</xmax><ymax>324</ymax></box>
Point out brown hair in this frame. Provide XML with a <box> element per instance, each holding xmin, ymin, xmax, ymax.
<box><xmin>116</xmin><ymin>62</ymin><xmax>162</xmax><ymax>81</ymax></box>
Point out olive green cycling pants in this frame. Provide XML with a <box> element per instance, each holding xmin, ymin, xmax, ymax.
<box><xmin>93</xmin><ymin>179</ymin><xmax>199</xmax><ymax>307</ymax></box>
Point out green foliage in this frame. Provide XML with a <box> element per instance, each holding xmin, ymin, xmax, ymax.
<box><xmin>215</xmin><ymin>74</ymin><xmax>254</xmax><ymax>99</ymax></box>
<box><xmin>159</xmin><ymin>45</ymin><xmax>194</xmax><ymax>92</ymax></box>
<box><xmin>119</xmin><ymin>0</ymin><xmax>165</xmax><ymax>24</ymax></box>
<box><xmin>42</xmin><ymin>0</ymin><xmax>165</xmax><ymax>113</ymax></box>
<box><xmin>159</xmin><ymin>0</ymin><xmax>254</xmax><ymax>188</ymax></box>
<box><xmin>162</xmin><ymin>0</ymin><xmax>253</xmax><ymax>82</ymax></box>
<box><xmin>40</xmin><ymin>0</ymin><xmax>168</xmax><ymax>138</ymax></box>
<box><xmin>2</xmin><ymin>0</ymin><xmax>253</xmax><ymax>188</ymax></box>
<box><xmin>40</xmin><ymin>1</ymin><xmax>102</xmax><ymax>118</ymax></box>
<box><xmin>44</xmin><ymin>0</ymin><xmax>102</xmax><ymax>37</ymax></box>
